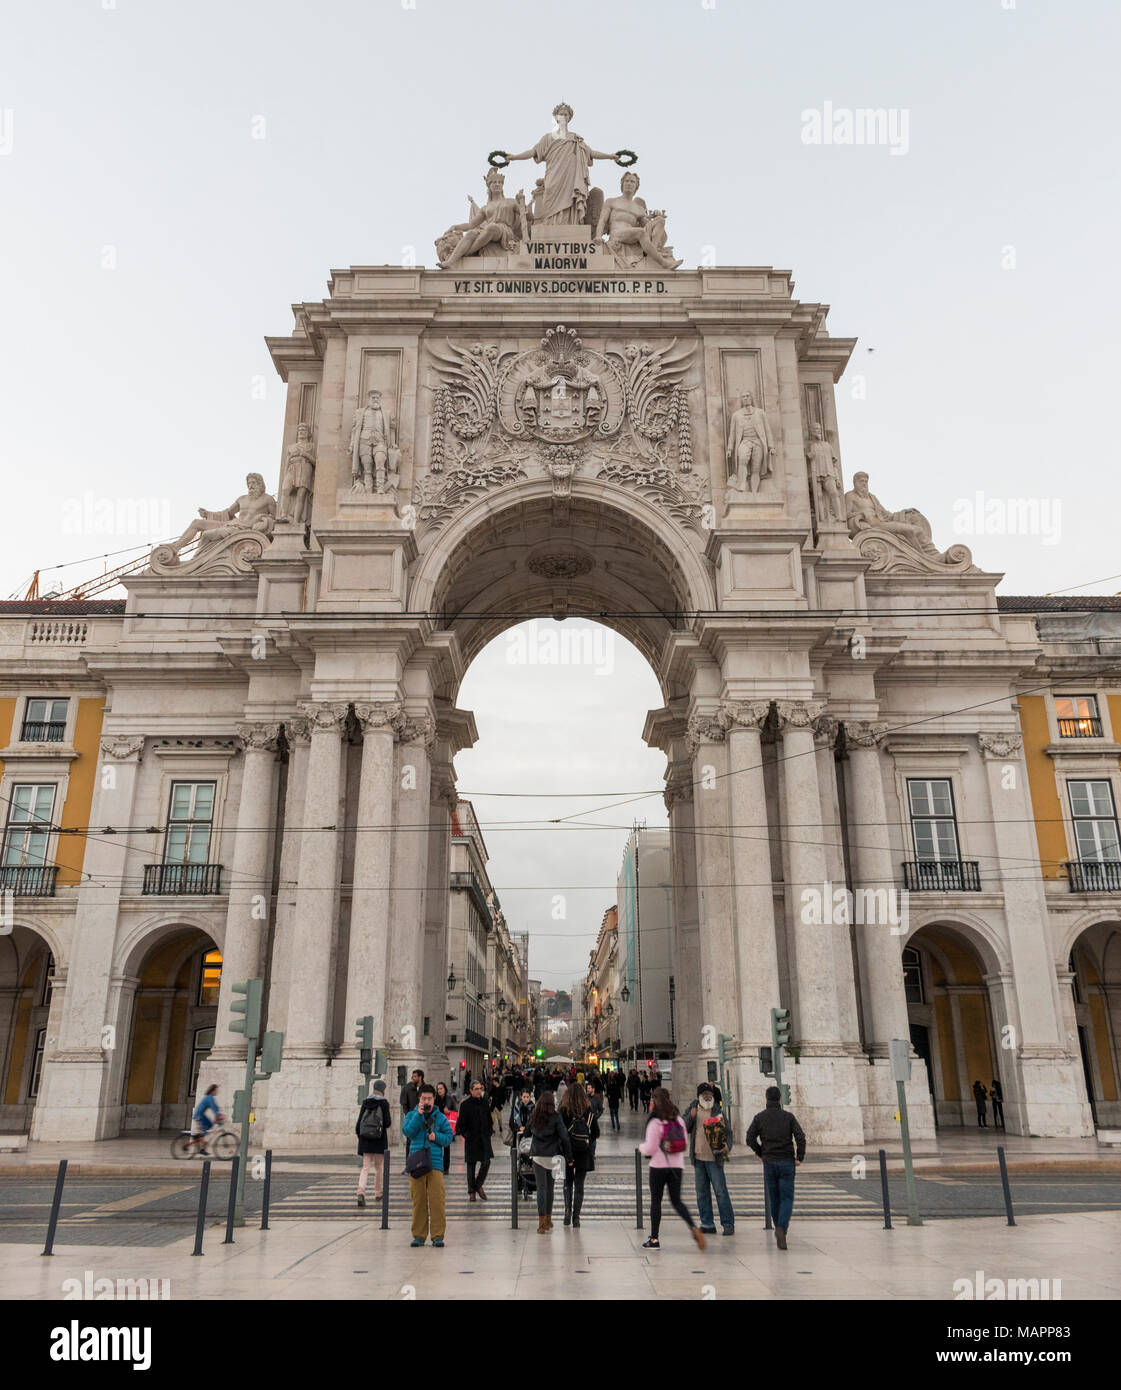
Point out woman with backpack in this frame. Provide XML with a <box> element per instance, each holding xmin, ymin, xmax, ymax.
<box><xmin>528</xmin><ymin>1089</ymin><xmax>573</xmax><ymax>1233</ymax></box>
<box><xmin>638</xmin><ymin>1087</ymin><xmax>705</xmax><ymax>1251</ymax></box>
<box><xmin>355</xmin><ymin>1078</ymin><xmax>392</xmax><ymax>1208</ymax></box>
<box><xmin>559</xmin><ymin>1081</ymin><xmax>598</xmax><ymax>1227</ymax></box>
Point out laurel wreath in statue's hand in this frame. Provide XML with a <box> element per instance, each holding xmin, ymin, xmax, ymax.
<box><xmin>614</xmin><ymin>149</ymin><xmax>638</xmax><ymax>167</ymax></box>
<box><xmin>487</xmin><ymin>150</ymin><xmax>511</xmax><ymax>168</ymax></box>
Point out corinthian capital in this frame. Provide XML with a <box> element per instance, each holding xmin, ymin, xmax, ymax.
<box><xmin>237</xmin><ymin>721</ymin><xmax>281</xmax><ymax>752</ymax></box>
<box><xmin>283</xmin><ymin>715</ymin><xmax>311</xmax><ymax>747</ymax></box>
<box><xmin>353</xmin><ymin>700</ymin><xmax>404</xmax><ymax>734</ymax></box>
<box><xmin>395</xmin><ymin>713</ymin><xmax>436</xmax><ymax>749</ymax></box>
<box><xmin>663</xmin><ymin>765</ymin><xmax>694</xmax><ymax>811</ymax></box>
<box><xmin>719</xmin><ymin>699</ymin><xmax>772</xmax><ymax>732</ymax></box>
<box><xmin>812</xmin><ymin>714</ymin><xmax>839</xmax><ymax>748</ymax></box>
<box><xmin>100</xmin><ymin>734</ymin><xmax>145</xmax><ymax>762</ymax></box>
<box><xmin>773</xmin><ymin>699</ymin><xmax>826</xmax><ymax>733</ymax></box>
<box><xmin>978</xmin><ymin>731</ymin><xmax>1023</xmax><ymax>760</ymax></box>
<box><xmin>686</xmin><ymin>710</ymin><xmax>727</xmax><ymax>756</ymax></box>
<box><xmin>844</xmin><ymin>719</ymin><xmax>888</xmax><ymax>750</ymax></box>
<box><xmin>298</xmin><ymin>700</ymin><xmax>350</xmax><ymax>733</ymax></box>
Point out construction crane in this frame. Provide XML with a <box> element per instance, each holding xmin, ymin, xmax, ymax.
<box><xmin>9</xmin><ymin>545</ymin><xmax>156</xmax><ymax>603</ymax></box>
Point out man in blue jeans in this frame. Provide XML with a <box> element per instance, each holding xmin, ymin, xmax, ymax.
<box><xmin>685</xmin><ymin>1082</ymin><xmax>734</xmax><ymax>1235</ymax></box>
<box><xmin>746</xmin><ymin>1085</ymin><xmax>806</xmax><ymax>1250</ymax></box>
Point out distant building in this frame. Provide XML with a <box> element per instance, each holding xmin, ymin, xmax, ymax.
<box><xmin>617</xmin><ymin>827</ymin><xmax>674</xmax><ymax>1065</ymax></box>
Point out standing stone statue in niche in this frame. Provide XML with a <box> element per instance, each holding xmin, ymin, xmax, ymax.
<box><xmin>167</xmin><ymin>472</ymin><xmax>276</xmax><ymax>556</ymax></box>
<box><xmin>436</xmin><ymin>168</ymin><xmax>528</xmax><ymax>269</ymax></box>
<box><xmin>279</xmin><ymin>422</ymin><xmax>316</xmax><ymax>525</ymax></box>
<box><xmin>806</xmin><ymin>421</ymin><xmax>844</xmax><ymax>522</ymax></box>
<box><xmin>595</xmin><ymin>171</ymin><xmax>682</xmax><ymax>270</ymax></box>
<box><xmin>350</xmin><ymin>388</ymin><xmax>399</xmax><ymax>494</ymax></box>
<box><xmin>726</xmin><ymin>391</ymin><xmax>776</xmax><ymax>493</ymax></box>
<box><xmin>501</xmin><ymin>103</ymin><xmax>626</xmax><ymax>225</ymax></box>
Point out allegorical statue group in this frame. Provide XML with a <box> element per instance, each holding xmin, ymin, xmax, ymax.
<box><xmin>435</xmin><ymin>103</ymin><xmax>682</xmax><ymax>271</ymax></box>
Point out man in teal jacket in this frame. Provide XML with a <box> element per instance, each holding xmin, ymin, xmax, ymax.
<box><xmin>402</xmin><ymin>1084</ymin><xmax>454</xmax><ymax>1246</ymax></box>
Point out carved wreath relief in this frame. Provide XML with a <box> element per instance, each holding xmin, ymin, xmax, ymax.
<box><xmin>417</xmin><ymin>325</ymin><xmax>707</xmax><ymax>533</ymax></box>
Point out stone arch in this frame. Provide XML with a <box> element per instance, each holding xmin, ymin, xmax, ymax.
<box><xmin>1066</xmin><ymin>918</ymin><xmax>1121</xmax><ymax>1126</ymax></box>
<box><xmin>115</xmin><ymin>911</ymin><xmax>225</xmax><ymax>981</ymax></box>
<box><xmin>0</xmin><ymin>920</ymin><xmax>59</xmax><ymax>1130</ymax></box>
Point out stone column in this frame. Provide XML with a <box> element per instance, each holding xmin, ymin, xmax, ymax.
<box><xmin>32</xmin><ymin>734</ymin><xmax>145</xmax><ymax>1141</ymax></box>
<box><xmin>845</xmin><ymin>720</ymin><xmax>911</xmax><ymax>1053</ymax></box>
<box><xmin>211</xmin><ymin>723</ymin><xmax>280</xmax><ymax>1059</ymax></box>
<box><xmin>386</xmin><ymin>713</ymin><xmax>435</xmax><ymax>1075</ymax></box>
<box><xmin>264</xmin><ymin>717</ymin><xmax>310</xmax><ymax>1038</ymax></box>
<box><xmin>815</xmin><ymin>716</ymin><xmax>862</xmax><ymax>1049</ymax></box>
<box><xmin>283</xmin><ymin>701</ymin><xmax>348</xmax><ymax>1055</ymax></box>
<box><xmin>720</xmin><ymin>699</ymin><xmax>781</xmax><ymax>1049</ymax></box>
<box><xmin>664</xmin><ymin>760</ymin><xmax>701</xmax><ymax>1100</ymax></box>
<box><xmin>344</xmin><ymin>701</ymin><xmax>401</xmax><ymax>1057</ymax></box>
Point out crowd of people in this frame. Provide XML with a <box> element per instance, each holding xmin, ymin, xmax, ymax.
<box><xmin>353</xmin><ymin>1062</ymin><xmax>809</xmax><ymax>1254</ymax></box>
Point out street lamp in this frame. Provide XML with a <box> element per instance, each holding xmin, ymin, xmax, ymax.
<box><xmin>606</xmin><ymin>1002</ymin><xmax>614</xmax><ymax>1016</ymax></box>
<box><xmin>498</xmin><ymin>997</ymin><xmax>507</xmax><ymax>1016</ymax></box>
<box><xmin>447</xmin><ymin>964</ymin><xmax>457</xmax><ymax>992</ymax></box>
<box><xmin>621</xmin><ymin>983</ymin><xmax>630</xmax><ymax>1004</ymax></box>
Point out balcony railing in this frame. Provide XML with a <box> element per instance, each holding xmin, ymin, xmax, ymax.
<box><xmin>20</xmin><ymin>720</ymin><xmax>66</xmax><ymax>742</ymax></box>
<box><xmin>902</xmin><ymin>860</ymin><xmax>981</xmax><ymax>892</ymax></box>
<box><xmin>1058</xmin><ymin>717</ymin><xmax>1102</xmax><ymax>738</ymax></box>
<box><xmin>464</xmin><ymin>1027</ymin><xmax>488</xmax><ymax>1050</ymax></box>
<box><xmin>450</xmin><ymin>869</ymin><xmax>493</xmax><ymax>930</ymax></box>
<box><xmin>0</xmin><ymin>865</ymin><xmax>59</xmax><ymax>896</ymax></box>
<box><xmin>142</xmin><ymin>862</ymin><xmax>224</xmax><ymax>895</ymax></box>
<box><xmin>1064</xmin><ymin>860</ymin><xmax>1121</xmax><ymax>892</ymax></box>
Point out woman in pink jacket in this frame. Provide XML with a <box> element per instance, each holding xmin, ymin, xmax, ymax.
<box><xmin>638</xmin><ymin>1087</ymin><xmax>705</xmax><ymax>1251</ymax></box>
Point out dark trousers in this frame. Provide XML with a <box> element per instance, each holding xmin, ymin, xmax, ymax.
<box><xmin>763</xmin><ymin>1160</ymin><xmax>796</xmax><ymax>1229</ymax></box>
<box><xmin>608</xmin><ymin>1099</ymin><xmax>620</xmax><ymax>1129</ymax></box>
<box><xmin>628</xmin><ymin>1090</ymin><xmax>638</xmax><ymax>1111</ymax></box>
<box><xmin>564</xmin><ymin>1167</ymin><xmax>586</xmax><ymax>1217</ymax></box>
<box><xmin>992</xmin><ymin>1099</ymin><xmax>1004</xmax><ymax>1128</ymax></box>
<box><xmin>649</xmin><ymin>1166</ymin><xmax>693</xmax><ymax>1239</ymax></box>
<box><xmin>468</xmin><ymin>1156</ymin><xmax>490</xmax><ymax>1193</ymax></box>
<box><xmin>976</xmin><ymin>1102</ymin><xmax>987</xmax><ymax>1126</ymax></box>
<box><xmin>535</xmin><ymin>1165</ymin><xmax>556</xmax><ymax>1216</ymax></box>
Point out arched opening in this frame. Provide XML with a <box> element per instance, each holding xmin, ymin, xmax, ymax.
<box><xmin>120</xmin><ymin>927</ymin><xmax>221</xmax><ymax>1132</ymax></box>
<box><xmin>904</xmin><ymin>923</ymin><xmax>1004</xmax><ymax>1130</ymax></box>
<box><xmin>1067</xmin><ymin>922</ymin><xmax>1121</xmax><ymax>1127</ymax></box>
<box><xmin>0</xmin><ymin>926</ymin><xmax>57</xmax><ymax>1132</ymax></box>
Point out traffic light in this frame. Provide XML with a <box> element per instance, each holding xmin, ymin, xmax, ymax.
<box><xmin>460</xmin><ymin>1059</ymin><xmax>466</xmax><ymax>1069</ymax></box>
<box><xmin>771</xmin><ymin>1007</ymin><xmax>791</xmax><ymax>1053</ymax></box>
<box><xmin>354</xmin><ymin>1016</ymin><xmax>373</xmax><ymax>1077</ymax></box>
<box><xmin>779</xmin><ymin>1083</ymin><xmax>791</xmax><ymax>1106</ymax></box>
<box><xmin>374</xmin><ymin>1048</ymin><xmax>387</xmax><ymax>1076</ymax></box>
<box><xmin>230</xmin><ymin>980</ymin><xmax>262</xmax><ymax>1041</ymax></box>
<box><xmin>258</xmin><ymin>1031</ymin><xmax>284</xmax><ymax>1077</ymax></box>
<box><xmin>232</xmin><ymin>1088</ymin><xmax>250</xmax><ymax>1123</ymax></box>
<box><xmin>535</xmin><ymin>1046</ymin><xmax>545</xmax><ymax>1060</ymax></box>
<box><xmin>759</xmin><ymin>1045</ymin><xmax>774</xmax><ymax>1076</ymax></box>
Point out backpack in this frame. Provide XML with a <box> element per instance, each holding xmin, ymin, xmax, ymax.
<box><xmin>359</xmin><ymin>1100</ymin><xmax>386</xmax><ymax>1142</ymax></box>
<box><xmin>702</xmin><ymin>1114</ymin><xmax>729</xmax><ymax>1156</ymax></box>
<box><xmin>659</xmin><ymin>1118</ymin><xmax>687</xmax><ymax>1155</ymax></box>
<box><xmin>565</xmin><ymin>1108</ymin><xmax>592</xmax><ymax>1150</ymax></box>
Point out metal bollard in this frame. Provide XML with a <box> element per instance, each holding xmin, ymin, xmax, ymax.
<box><xmin>41</xmin><ymin>1159</ymin><xmax>68</xmax><ymax>1257</ymax></box>
<box><xmin>260</xmin><ymin>1149</ymin><xmax>272</xmax><ymax>1231</ymax></box>
<box><xmin>510</xmin><ymin>1144</ymin><xmax>519</xmax><ymax>1230</ymax></box>
<box><xmin>763</xmin><ymin>1172</ymin><xmax>772</xmax><ymax>1230</ymax></box>
<box><xmin>634</xmin><ymin>1148</ymin><xmax>643</xmax><ymax>1230</ymax></box>
<box><xmin>192</xmin><ymin>1159</ymin><xmax>212</xmax><ymax>1256</ymax></box>
<box><xmin>223</xmin><ymin>1154</ymin><xmax>240</xmax><ymax>1244</ymax></box>
<box><xmin>380</xmin><ymin>1152</ymin><xmax>390</xmax><ymax>1231</ymax></box>
<box><xmin>878</xmin><ymin>1149</ymin><xmax>893</xmax><ymax>1230</ymax></box>
<box><xmin>997</xmin><ymin>1146</ymin><xmax>1016</xmax><ymax>1227</ymax></box>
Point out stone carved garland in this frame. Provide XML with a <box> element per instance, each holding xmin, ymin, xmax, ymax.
<box><xmin>978</xmin><ymin>732</ymin><xmax>1023</xmax><ymax>760</ymax></box>
<box><xmin>417</xmin><ymin>327</ymin><xmax>707</xmax><ymax>534</ymax></box>
<box><xmin>100</xmin><ymin>734</ymin><xmax>145</xmax><ymax>761</ymax></box>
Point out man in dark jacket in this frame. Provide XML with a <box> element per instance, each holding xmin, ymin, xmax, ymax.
<box><xmin>457</xmin><ymin>1078</ymin><xmax>494</xmax><ymax>1200</ymax></box>
<box><xmin>746</xmin><ymin>1086</ymin><xmax>806</xmax><ymax>1250</ymax></box>
<box><xmin>605</xmin><ymin>1069</ymin><xmax>624</xmax><ymax>1130</ymax></box>
<box><xmin>626</xmin><ymin>1068</ymin><xmax>640</xmax><ymax>1112</ymax></box>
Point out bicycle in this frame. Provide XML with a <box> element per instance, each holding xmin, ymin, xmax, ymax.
<box><xmin>171</xmin><ymin>1118</ymin><xmax>238</xmax><ymax>1161</ymax></box>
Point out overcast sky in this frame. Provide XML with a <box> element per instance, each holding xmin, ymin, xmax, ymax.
<box><xmin>3</xmin><ymin>0</ymin><xmax>1119</xmax><ymax>987</ymax></box>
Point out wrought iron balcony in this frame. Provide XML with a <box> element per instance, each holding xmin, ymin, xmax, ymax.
<box><xmin>902</xmin><ymin>860</ymin><xmax>981</xmax><ymax>892</ymax></box>
<box><xmin>1058</xmin><ymin>717</ymin><xmax>1102</xmax><ymax>738</ymax></box>
<box><xmin>142</xmin><ymin>862</ymin><xmax>224</xmax><ymax>895</ymax></box>
<box><xmin>20</xmin><ymin>720</ymin><xmax>66</xmax><ymax>742</ymax></box>
<box><xmin>1064</xmin><ymin>860</ymin><xmax>1121</xmax><ymax>892</ymax></box>
<box><xmin>0</xmin><ymin>865</ymin><xmax>59</xmax><ymax>896</ymax></box>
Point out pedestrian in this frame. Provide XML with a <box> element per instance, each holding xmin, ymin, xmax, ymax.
<box><xmin>585</xmin><ymin>1081</ymin><xmax>604</xmax><ymax>1167</ymax></box>
<box><xmin>605</xmin><ymin>1069</ymin><xmax>623</xmax><ymax>1131</ymax></box>
<box><xmin>972</xmin><ymin>1079</ymin><xmax>989</xmax><ymax>1127</ymax></box>
<box><xmin>626</xmin><ymin>1068</ymin><xmax>640</xmax><ymax>1113</ymax></box>
<box><xmin>402</xmin><ymin>1083</ymin><xmax>454</xmax><ymax>1247</ymax></box>
<box><xmin>489</xmin><ymin>1073</ymin><xmax>506</xmax><ymax>1121</ymax></box>
<box><xmin>457</xmin><ymin>1078</ymin><xmax>494</xmax><ymax>1201</ymax></box>
<box><xmin>355</xmin><ymin>1079</ymin><xmax>391</xmax><ymax>1208</ymax></box>
<box><xmin>400</xmin><ymin>1067</ymin><xmax>424</xmax><ymax>1171</ymax></box>
<box><xmin>559</xmin><ymin>1081</ymin><xmax>598</xmax><ymax>1227</ymax></box>
<box><xmin>510</xmin><ymin>1084</ymin><xmax>535</xmax><ymax>1138</ymax></box>
<box><xmin>746</xmin><ymin>1085</ymin><xmax>806</xmax><ymax>1250</ymax></box>
<box><xmin>556</xmin><ymin>1075</ymin><xmax>569</xmax><ymax>1111</ymax></box>
<box><xmin>190</xmin><ymin>1084</ymin><xmax>222</xmax><ymax>1155</ymax></box>
<box><xmin>528</xmin><ymin>1089</ymin><xmax>573</xmax><ymax>1233</ymax></box>
<box><xmin>435</xmin><ymin>1082</ymin><xmax>457</xmax><ymax>1176</ymax></box>
<box><xmin>990</xmin><ymin>1078</ymin><xmax>1005</xmax><ymax>1129</ymax></box>
<box><xmin>685</xmin><ymin>1083</ymin><xmax>734</xmax><ymax>1236</ymax></box>
<box><xmin>638</xmin><ymin>1087</ymin><xmax>704</xmax><ymax>1252</ymax></box>
<box><xmin>639</xmin><ymin>1072</ymin><xmax>653</xmax><ymax>1110</ymax></box>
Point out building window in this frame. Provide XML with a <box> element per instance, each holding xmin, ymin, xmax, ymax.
<box><xmin>902</xmin><ymin>946</ymin><xmax>925</xmax><ymax>1004</ymax></box>
<box><xmin>29</xmin><ymin>1028</ymin><xmax>47</xmax><ymax>1099</ymax></box>
<box><xmin>1055</xmin><ymin>695</ymin><xmax>1101</xmax><ymax>739</ymax></box>
<box><xmin>423</xmin><ymin>1016</ymin><xmax>430</xmax><ymax>1037</ymax></box>
<box><xmin>1067</xmin><ymin>780</ymin><xmax>1121</xmax><ymax>862</ymax></box>
<box><xmin>165</xmin><ymin>782</ymin><xmax>216</xmax><ymax>864</ymax></box>
<box><xmin>198</xmin><ymin>949</ymin><xmax>222</xmax><ymax>1006</ymax></box>
<box><xmin>41</xmin><ymin>955</ymin><xmax>56</xmax><ymax>1008</ymax></box>
<box><xmin>1068</xmin><ymin>952</ymin><xmax>1082</xmax><ymax>1004</ymax></box>
<box><xmin>21</xmin><ymin>698</ymin><xmax>69</xmax><ymax>743</ymax></box>
<box><xmin>907</xmin><ymin>779</ymin><xmax>961</xmax><ymax>861</ymax></box>
<box><xmin>189</xmin><ymin>1026</ymin><xmax>215</xmax><ymax>1098</ymax></box>
<box><xmin>2</xmin><ymin>784</ymin><xmax>56</xmax><ymax>869</ymax></box>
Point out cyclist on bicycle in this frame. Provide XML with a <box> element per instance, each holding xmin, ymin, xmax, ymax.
<box><xmin>191</xmin><ymin>1084</ymin><xmax>222</xmax><ymax>1155</ymax></box>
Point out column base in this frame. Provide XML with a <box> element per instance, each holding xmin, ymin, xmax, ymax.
<box><xmin>30</xmin><ymin>1054</ymin><xmax>117</xmax><ymax>1142</ymax></box>
<box><xmin>259</xmin><ymin>1058</ymin><xmax>366</xmax><ymax>1151</ymax></box>
<box><xmin>858</xmin><ymin>1060</ymin><xmax>937</xmax><ymax>1142</ymax></box>
<box><xmin>762</xmin><ymin>1054</ymin><xmax>867</xmax><ymax>1145</ymax></box>
<box><xmin>1006</xmin><ymin>1054</ymin><xmax>1094</xmax><ymax>1138</ymax></box>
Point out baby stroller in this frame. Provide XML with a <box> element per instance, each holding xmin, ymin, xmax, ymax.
<box><xmin>516</xmin><ymin>1135</ymin><xmax>537</xmax><ymax>1200</ymax></box>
